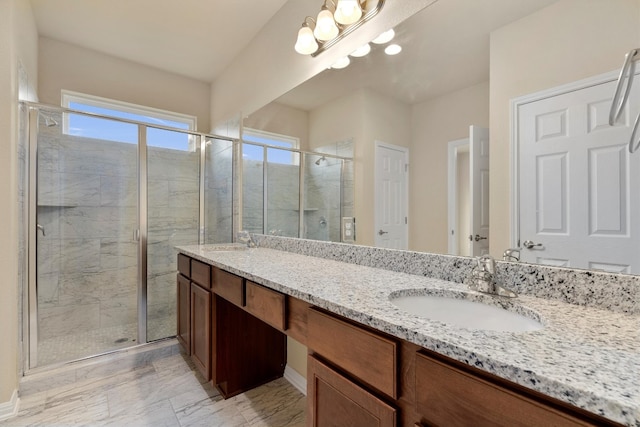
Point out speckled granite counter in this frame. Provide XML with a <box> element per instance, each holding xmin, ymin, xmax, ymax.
<box><xmin>177</xmin><ymin>244</ymin><xmax>640</xmax><ymax>426</ymax></box>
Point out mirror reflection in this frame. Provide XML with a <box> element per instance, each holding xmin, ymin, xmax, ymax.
<box><xmin>242</xmin><ymin>0</ymin><xmax>640</xmax><ymax>275</ymax></box>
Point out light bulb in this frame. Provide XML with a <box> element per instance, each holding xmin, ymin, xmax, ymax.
<box><xmin>372</xmin><ymin>29</ymin><xmax>395</xmax><ymax>44</ymax></box>
<box><xmin>384</xmin><ymin>44</ymin><xmax>402</xmax><ymax>55</ymax></box>
<box><xmin>331</xmin><ymin>57</ymin><xmax>350</xmax><ymax>69</ymax></box>
<box><xmin>350</xmin><ymin>43</ymin><xmax>371</xmax><ymax>58</ymax></box>
<box><xmin>314</xmin><ymin>8</ymin><xmax>339</xmax><ymax>41</ymax></box>
<box><xmin>295</xmin><ymin>25</ymin><xmax>318</xmax><ymax>55</ymax></box>
<box><xmin>334</xmin><ymin>0</ymin><xmax>362</xmax><ymax>25</ymax></box>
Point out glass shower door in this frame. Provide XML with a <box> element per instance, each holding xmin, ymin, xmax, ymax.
<box><xmin>34</xmin><ymin>109</ymin><xmax>139</xmax><ymax>366</ymax></box>
<box><xmin>146</xmin><ymin>128</ymin><xmax>200</xmax><ymax>341</ymax></box>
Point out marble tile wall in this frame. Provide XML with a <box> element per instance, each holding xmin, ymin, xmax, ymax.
<box><xmin>241</xmin><ymin>141</ymin><xmax>354</xmax><ymax>243</ymax></box>
<box><xmin>34</xmin><ymin>112</ymin><xmax>201</xmax><ymax>362</ymax></box>
<box><xmin>205</xmin><ymin>139</ymin><xmax>234</xmax><ymax>244</ymax></box>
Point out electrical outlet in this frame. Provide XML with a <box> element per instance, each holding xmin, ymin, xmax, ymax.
<box><xmin>342</xmin><ymin>217</ymin><xmax>355</xmax><ymax>242</ymax></box>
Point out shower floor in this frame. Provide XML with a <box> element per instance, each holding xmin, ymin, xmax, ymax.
<box><xmin>36</xmin><ymin>315</ymin><xmax>175</xmax><ymax>367</ymax></box>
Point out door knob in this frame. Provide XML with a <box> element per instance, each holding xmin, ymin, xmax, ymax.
<box><xmin>36</xmin><ymin>224</ymin><xmax>45</xmax><ymax>237</ymax></box>
<box><xmin>523</xmin><ymin>240</ymin><xmax>543</xmax><ymax>249</ymax></box>
<box><xmin>378</xmin><ymin>229</ymin><xmax>388</xmax><ymax>236</ymax></box>
<box><xmin>474</xmin><ymin>234</ymin><xmax>487</xmax><ymax>242</ymax></box>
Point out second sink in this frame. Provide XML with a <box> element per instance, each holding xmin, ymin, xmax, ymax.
<box><xmin>390</xmin><ymin>290</ymin><xmax>544</xmax><ymax>333</ymax></box>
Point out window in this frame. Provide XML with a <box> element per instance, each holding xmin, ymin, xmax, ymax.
<box><xmin>242</xmin><ymin>128</ymin><xmax>299</xmax><ymax>164</ymax></box>
<box><xmin>61</xmin><ymin>90</ymin><xmax>197</xmax><ymax>151</ymax></box>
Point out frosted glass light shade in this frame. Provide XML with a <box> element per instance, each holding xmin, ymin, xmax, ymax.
<box><xmin>372</xmin><ymin>28</ymin><xmax>395</xmax><ymax>44</ymax></box>
<box><xmin>384</xmin><ymin>44</ymin><xmax>402</xmax><ymax>55</ymax></box>
<box><xmin>295</xmin><ymin>25</ymin><xmax>318</xmax><ymax>55</ymax></box>
<box><xmin>331</xmin><ymin>56</ymin><xmax>350</xmax><ymax>69</ymax></box>
<box><xmin>334</xmin><ymin>0</ymin><xmax>362</xmax><ymax>25</ymax></box>
<box><xmin>350</xmin><ymin>43</ymin><xmax>371</xmax><ymax>57</ymax></box>
<box><xmin>314</xmin><ymin>8</ymin><xmax>339</xmax><ymax>41</ymax></box>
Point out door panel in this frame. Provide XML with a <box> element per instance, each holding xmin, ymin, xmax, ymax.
<box><xmin>518</xmin><ymin>78</ymin><xmax>640</xmax><ymax>272</ymax></box>
<box><xmin>470</xmin><ymin>126</ymin><xmax>490</xmax><ymax>256</ymax></box>
<box><xmin>375</xmin><ymin>142</ymin><xmax>408</xmax><ymax>249</ymax></box>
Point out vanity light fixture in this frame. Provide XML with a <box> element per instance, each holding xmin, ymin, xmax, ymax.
<box><xmin>372</xmin><ymin>28</ymin><xmax>395</xmax><ymax>44</ymax></box>
<box><xmin>331</xmin><ymin>56</ymin><xmax>351</xmax><ymax>69</ymax></box>
<box><xmin>384</xmin><ymin>43</ymin><xmax>402</xmax><ymax>55</ymax></box>
<box><xmin>314</xmin><ymin>2</ymin><xmax>339</xmax><ymax>41</ymax></box>
<box><xmin>295</xmin><ymin>0</ymin><xmax>385</xmax><ymax>57</ymax></box>
<box><xmin>350</xmin><ymin>43</ymin><xmax>371</xmax><ymax>57</ymax></box>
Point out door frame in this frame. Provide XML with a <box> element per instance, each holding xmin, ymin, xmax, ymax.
<box><xmin>447</xmin><ymin>138</ymin><xmax>469</xmax><ymax>255</ymax></box>
<box><xmin>374</xmin><ymin>140</ymin><xmax>409</xmax><ymax>249</ymax></box>
<box><xmin>510</xmin><ymin>69</ymin><xmax>625</xmax><ymax>249</ymax></box>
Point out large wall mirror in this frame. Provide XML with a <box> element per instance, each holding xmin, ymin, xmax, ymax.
<box><xmin>243</xmin><ymin>0</ymin><xmax>640</xmax><ymax>275</ymax></box>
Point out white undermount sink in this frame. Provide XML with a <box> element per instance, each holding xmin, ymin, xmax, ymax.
<box><xmin>390</xmin><ymin>290</ymin><xmax>544</xmax><ymax>333</ymax></box>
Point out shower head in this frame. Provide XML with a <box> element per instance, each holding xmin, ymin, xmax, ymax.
<box><xmin>40</xmin><ymin>113</ymin><xmax>58</xmax><ymax>127</ymax></box>
<box><xmin>315</xmin><ymin>156</ymin><xmax>326</xmax><ymax>165</ymax></box>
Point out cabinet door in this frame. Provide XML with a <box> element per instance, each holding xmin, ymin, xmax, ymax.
<box><xmin>307</xmin><ymin>355</ymin><xmax>396</xmax><ymax>427</ymax></box>
<box><xmin>176</xmin><ymin>274</ymin><xmax>190</xmax><ymax>354</ymax></box>
<box><xmin>190</xmin><ymin>283</ymin><xmax>211</xmax><ymax>380</ymax></box>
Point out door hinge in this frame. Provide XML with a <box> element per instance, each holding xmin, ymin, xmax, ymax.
<box><xmin>405</xmin><ymin>164</ymin><xmax>408</xmax><ymax>172</ymax></box>
<box><xmin>405</xmin><ymin>217</ymin><xmax>407</xmax><ymax>224</ymax></box>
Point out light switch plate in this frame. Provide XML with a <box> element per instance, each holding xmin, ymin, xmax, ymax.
<box><xmin>342</xmin><ymin>217</ymin><xmax>355</xmax><ymax>242</ymax></box>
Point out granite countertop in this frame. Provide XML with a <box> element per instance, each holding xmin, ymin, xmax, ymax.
<box><xmin>177</xmin><ymin>244</ymin><xmax>640</xmax><ymax>426</ymax></box>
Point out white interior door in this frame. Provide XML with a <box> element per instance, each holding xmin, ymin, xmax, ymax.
<box><xmin>518</xmin><ymin>77</ymin><xmax>640</xmax><ymax>273</ymax></box>
<box><xmin>375</xmin><ymin>141</ymin><xmax>408</xmax><ymax>249</ymax></box>
<box><xmin>470</xmin><ymin>126</ymin><xmax>490</xmax><ymax>256</ymax></box>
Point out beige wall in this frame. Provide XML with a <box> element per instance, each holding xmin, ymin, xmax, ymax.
<box><xmin>210</xmin><ymin>0</ymin><xmax>436</xmax><ymax>128</ymax></box>
<box><xmin>244</xmin><ymin>102</ymin><xmax>309</xmax><ymax>150</ymax></box>
<box><xmin>0</xmin><ymin>0</ymin><xmax>38</xmax><ymax>408</ymax></box>
<box><xmin>38</xmin><ymin>37</ymin><xmax>212</xmax><ymax>131</ymax></box>
<box><xmin>489</xmin><ymin>0</ymin><xmax>640</xmax><ymax>256</ymax></box>
<box><xmin>410</xmin><ymin>81</ymin><xmax>489</xmax><ymax>253</ymax></box>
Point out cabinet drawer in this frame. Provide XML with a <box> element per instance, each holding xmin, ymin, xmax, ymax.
<box><xmin>307</xmin><ymin>308</ymin><xmax>397</xmax><ymax>399</ymax></box>
<box><xmin>308</xmin><ymin>355</ymin><xmax>396</xmax><ymax>427</ymax></box>
<box><xmin>191</xmin><ymin>259</ymin><xmax>211</xmax><ymax>289</ymax></box>
<box><xmin>178</xmin><ymin>254</ymin><xmax>190</xmax><ymax>277</ymax></box>
<box><xmin>245</xmin><ymin>281</ymin><xmax>286</xmax><ymax>331</ymax></box>
<box><xmin>415</xmin><ymin>352</ymin><xmax>592</xmax><ymax>427</ymax></box>
<box><xmin>212</xmin><ymin>267</ymin><xmax>244</xmax><ymax>306</ymax></box>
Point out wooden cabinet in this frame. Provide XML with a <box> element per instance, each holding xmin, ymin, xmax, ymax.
<box><xmin>308</xmin><ymin>308</ymin><xmax>398</xmax><ymax>399</ymax></box>
<box><xmin>307</xmin><ymin>355</ymin><xmax>396</xmax><ymax>427</ymax></box>
<box><xmin>414</xmin><ymin>351</ymin><xmax>619</xmax><ymax>427</ymax></box>
<box><xmin>245</xmin><ymin>280</ymin><xmax>286</xmax><ymax>331</ymax></box>
<box><xmin>190</xmin><ymin>282</ymin><xmax>211</xmax><ymax>380</ymax></box>
<box><xmin>176</xmin><ymin>273</ymin><xmax>190</xmax><ymax>354</ymax></box>
<box><xmin>212</xmin><ymin>267</ymin><xmax>244</xmax><ymax>306</ymax></box>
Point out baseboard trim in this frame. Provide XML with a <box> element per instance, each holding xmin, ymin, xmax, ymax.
<box><xmin>0</xmin><ymin>389</ymin><xmax>19</xmax><ymax>421</ymax></box>
<box><xmin>284</xmin><ymin>365</ymin><xmax>307</xmax><ymax>396</ymax></box>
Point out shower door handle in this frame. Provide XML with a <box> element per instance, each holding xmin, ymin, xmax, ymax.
<box><xmin>36</xmin><ymin>224</ymin><xmax>45</xmax><ymax>237</ymax></box>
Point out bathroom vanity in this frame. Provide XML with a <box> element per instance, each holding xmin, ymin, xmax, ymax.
<box><xmin>176</xmin><ymin>241</ymin><xmax>639</xmax><ymax>427</ymax></box>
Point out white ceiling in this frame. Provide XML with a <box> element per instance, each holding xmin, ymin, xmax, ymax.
<box><xmin>29</xmin><ymin>0</ymin><xmax>289</xmax><ymax>83</ymax></box>
<box><xmin>275</xmin><ymin>0</ymin><xmax>558</xmax><ymax>110</ymax></box>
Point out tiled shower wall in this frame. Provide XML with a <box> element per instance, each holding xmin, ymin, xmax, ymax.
<box><xmin>242</xmin><ymin>140</ymin><xmax>353</xmax><ymax>242</ymax></box>
<box><xmin>35</xmin><ymin>113</ymin><xmax>200</xmax><ymax>363</ymax></box>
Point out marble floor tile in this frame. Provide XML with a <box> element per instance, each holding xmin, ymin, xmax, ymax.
<box><xmin>1</xmin><ymin>349</ymin><xmax>306</xmax><ymax>427</ymax></box>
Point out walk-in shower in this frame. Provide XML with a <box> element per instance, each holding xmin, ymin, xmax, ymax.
<box><xmin>240</xmin><ymin>141</ymin><xmax>353</xmax><ymax>241</ymax></box>
<box><xmin>20</xmin><ymin>102</ymin><xmax>234</xmax><ymax>369</ymax></box>
<box><xmin>19</xmin><ymin>102</ymin><xmax>353</xmax><ymax>371</ymax></box>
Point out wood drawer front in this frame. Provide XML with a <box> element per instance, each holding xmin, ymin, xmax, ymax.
<box><xmin>415</xmin><ymin>352</ymin><xmax>592</xmax><ymax>427</ymax></box>
<box><xmin>190</xmin><ymin>259</ymin><xmax>211</xmax><ymax>289</ymax></box>
<box><xmin>308</xmin><ymin>355</ymin><xmax>396</xmax><ymax>427</ymax></box>
<box><xmin>178</xmin><ymin>254</ymin><xmax>190</xmax><ymax>277</ymax></box>
<box><xmin>212</xmin><ymin>267</ymin><xmax>244</xmax><ymax>306</ymax></box>
<box><xmin>308</xmin><ymin>308</ymin><xmax>398</xmax><ymax>399</ymax></box>
<box><xmin>245</xmin><ymin>281</ymin><xmax>286</xmax><ymax>331</ymax></box>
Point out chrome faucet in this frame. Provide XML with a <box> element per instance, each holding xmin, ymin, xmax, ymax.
<box><xmin>468</xmin><ymin>255</ymin><xmax>517</xmax><ymax>298</ymax></box>
<box><xmin>237</xmin><ymin>230</ymin><xmax>257</xmax><ymax>248</ymax></box>
<box><xmin>502</xmin><ymin>248</ymin><xmax>521</xmax><ymax>262</ymax></box>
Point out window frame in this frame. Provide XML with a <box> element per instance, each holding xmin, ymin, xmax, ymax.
<box><xmin>61</xmin><ymin>90</ymin><xmax>197</xmax><ymax>135</ymax></box>
<box><xmin>242</xmin><ymin>128</ymin><xmax>300</xmax><ymax>165</ymax></box>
